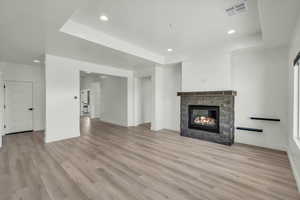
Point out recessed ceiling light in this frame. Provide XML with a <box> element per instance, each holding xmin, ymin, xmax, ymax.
<box><xmin>33</xmin><ymin>59</ymin><xmax>40</xmax><ymax>63</ymax></box>
<box><xmin>227</xmin><ymin>29</ymin><xmax>236</xmax><ymax>35</ymax></box>
<box><xmin>99</xmin><ymin>15</ymin><xmax>109</xmax><ymax>21</ymax></box>
<box><xmin>167</xmin><ymin>48</ymin><xmax>173</xmax><ymax>52</ymax></box>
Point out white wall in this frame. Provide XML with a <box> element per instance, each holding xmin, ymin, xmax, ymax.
<box><xmin>0</xmin><ymin>62</ymin><xmax>45</xmax><ymax>131</ymax></box>
<box><xmin>100</xmin><ymin>76</ymin><xmax>127</xmax><ymax>126</ymax></box>
<box><xmin>232</xmin><ymin>46</ymin><xmax>289</xmax><ymax>151</ymax></box>
<box><xmin>80</xmin><ymin>76</ymin><xmax>93</xmax><ymax>90</ymax></box>
<box><xmin>134</xmin><ymin>78</ymin><xmax>142</xmax><ymax>126</ymax></box>
<box><xmin>152</xmin><ymin>66</ymin><xmax>164</xmax><ymax>131</ymax></box>
<box><xmin>162</xmin><ymin>64</ymin><xmax>182</xmax><ymax>131</ymax></box>
<box><xmin>182</xmin><ymin>51</ymin><xmax>232</xmax><ymax>91</ymax></box>
<box><xmin>45</xmin><ymin>57</ymin><xmax>80</xmax><ymax>143</ymax></box>
<box><xmin>141</xmin><ymin>77</ymin><xmax>152</xmax><ymax>123</ymax></box>
<box><xmin>90</xmin><ymin>82</ymin><xmax>101</xmax><ymax>118</ymax></box>
<box><xmin>45</xmin><ymin>54</ymin><xmax>134</xmax><ymax>143</ymax></box>
<box><xmin>134</xmin><ymin>76</ymin><xmax>152</xmax><ymax>126</ymax></box>
<box><xmin>288</xmin><ymin>15</ymin><xmax>300</xmax><ymax>191</ymax></box>
<box><xmin>152</xmin><ymin>63</ymin><xmax>182</xmax><ymax>131</ymax></box>
<box><xmin>180</xmin><ymin>46</ymin><xmax>290</xmax><ymax>151</ymax></box>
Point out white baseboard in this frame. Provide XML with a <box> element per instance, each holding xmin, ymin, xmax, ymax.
<box><xmin>288</xmin><ymin>149</ymin><xmax>300</xmax><ymax>192</ymax></box>
<box><xmin>163</xmin><ymin>128</ymin><xmax>180</xmax><ymax>133</ymax></box>
<box><xmin>235</xmin><ymin>138</ymin><xmax>287</xmax><ymax>151</ymax></box>
<box><xmin>100</xmin><ymin>119</ymin><xmax>127</xmax><ymax>127</ymax></box>
<box><xmin>33</xmin><ymin>129</ymin><xmax>45</xmax><ymax>132</ymax></box>
<box><xmin>45</xmin><ymin>135</ymin><xmax>80</xmax><ymax>143</ymax></box>
<box><xmin>45</xmin><ymin>131</ymin><xmax>80</xmax><ymax>143</ymax></box>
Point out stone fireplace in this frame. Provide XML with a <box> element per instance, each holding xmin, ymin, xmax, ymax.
<box><xmin>177</xmin><ymin>91</ymin><xmax>236</xmax><ymax>145</ymax></box>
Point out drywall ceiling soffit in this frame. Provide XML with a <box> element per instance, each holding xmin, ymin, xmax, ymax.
<box><xmin>60</xmin><ymin>20</ymin><xmax>166</xmax><ymax>64</ymax></box>
<box><xmin>257</xmin><ymin>0</ymin><xmax>300</xmax><ymax>47</ymax></box>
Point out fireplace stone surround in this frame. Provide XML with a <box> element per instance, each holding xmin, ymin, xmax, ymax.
<box><xmin>177</xmin><ymin>91</ymin><xmax>237</xmax><ymax>145</ymax></box>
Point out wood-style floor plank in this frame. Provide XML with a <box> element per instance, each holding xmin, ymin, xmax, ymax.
<box><xmin>0</xmin><ymin>117</ymin><xmax>299</xmax><ymax>200</ymax></box>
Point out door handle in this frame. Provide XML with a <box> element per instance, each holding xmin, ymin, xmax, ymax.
<box><xmin>28</xmin><ymin>108</ymin><xmax>34</xmax><ymax>111</ymax></box>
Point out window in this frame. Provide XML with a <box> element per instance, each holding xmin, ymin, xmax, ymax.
<box><xmin>294</xmin><ymin>53</ymin><xmax>300</xmax><ymax>141</ymax></box>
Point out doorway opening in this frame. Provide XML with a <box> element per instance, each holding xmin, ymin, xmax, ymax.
<box><xmin>80</xmin><ymin>71</ymin><xmax>128</xmax><ymax>134</ymax></box>
<box><xmin>80</xmin><ymin>89</ymin><xmax>91</xmax><ymax>116</ymax></box>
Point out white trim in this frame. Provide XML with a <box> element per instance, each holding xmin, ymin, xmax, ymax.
<box><xmin>33</xmin><ymin>129</ymin><xmax>45</xmax><ymax>132</ymax></box>
<box><xmin>99</xmin><ymin>119</ymin><xmax>127</xmax><ymax>128</ymax></box>
<box><xmin>288</xmin><ymin>148</ymin><xmax>300</xmax><ymax>192</ymax></box>
<box><xmin>45</xmin><ymin>135</ymin><xmax>80</xmax><ymax>143</ymax></box>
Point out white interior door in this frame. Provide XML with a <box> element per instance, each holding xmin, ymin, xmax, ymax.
<box><xmin>4</xmin><ymin>81</ymin><xmax>33</xmax><ymax>134</ymax></box>
<box><xmin>0</xmin><ymin>73</ymin><xmax>4</xmax><ymax>136</ymax></box>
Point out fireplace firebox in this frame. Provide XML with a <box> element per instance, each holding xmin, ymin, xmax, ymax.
<box><xmin>188</xmin><ymin>105</ymin><xmax>220</xmax><ymax>133</ymax></box>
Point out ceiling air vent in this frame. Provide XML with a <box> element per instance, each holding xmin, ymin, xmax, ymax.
<box><xmin>225</xmin><ymin>0</ymin><xmax>248</xmax><ymax>16</ymax></box>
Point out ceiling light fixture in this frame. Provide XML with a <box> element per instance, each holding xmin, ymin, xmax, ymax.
<box><xmin>99</xmin><ymin>15</ymin><xmax>109</xmax><ymax>21</ymax></box>
<box><xmin>33</xmin><ymin>59</ymin><xmax>40</xmax><ymax>63</ymax></box>
<box><xmin>227</xmin><ymin>29</ymin><xmax>236</xmax><ymax>35</ymax></box>
<box><xmin>167</xmin><ymin>48</ymin><xmax>173</xmax><ymax>52</ymax></box>
<box><xmin>100</xmin><ymin>75</ymin><xmax>107</xmax><ymax>79</ymax></box>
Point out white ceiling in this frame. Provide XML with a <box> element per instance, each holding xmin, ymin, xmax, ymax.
<box><xmin>0</xmin><ymin>0</ymin><xmax>155</xmax><ymax>70</ymax></box>
<box><xmin>0</xmin><ymin>0</ymin><xmax>45</xmax><ymax>65</ymax></box>
<box><xmin>0</xmin><ymin>0</ymin><xmax>300</xmax><ymax>69</ymax></box>
<box><xmin>70</xmin><ymin>0</ymin><xmax>262</xmax><ymax>57</ymax></box>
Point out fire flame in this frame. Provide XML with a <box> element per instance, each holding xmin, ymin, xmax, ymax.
<box><xmin>194</xmin><ymin>116</ymin><xmax>216</xmax><ymax>126</ymax></box>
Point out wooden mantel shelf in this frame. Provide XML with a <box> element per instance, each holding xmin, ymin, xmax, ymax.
<box><xmin>177</xmin><ymin>90</ymin><xmax>237</xmax><ymax>97</ymax></box>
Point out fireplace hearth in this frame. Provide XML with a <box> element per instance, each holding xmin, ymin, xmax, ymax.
<box><xmin>178</xmin><ymin>91</ymin><xmax>236</xmax><ymax>145</ymax></box>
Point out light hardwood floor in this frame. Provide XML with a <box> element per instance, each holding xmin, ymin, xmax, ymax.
<box><xmin>0</xmin><ymin>117</ymin><xmax>299</xmax><ymax>200</ymax></box>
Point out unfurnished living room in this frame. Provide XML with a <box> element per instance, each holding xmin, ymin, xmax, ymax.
<box><xmin>1</xmin><ymin>0</ymin><xmax>300</xmax><ymax>199</ymax></box>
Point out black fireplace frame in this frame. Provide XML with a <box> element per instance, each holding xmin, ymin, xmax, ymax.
<box><xmin>188</xmin><ymin>105</ymin><xmax>220</xmax><ymax>133</ymax></box>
